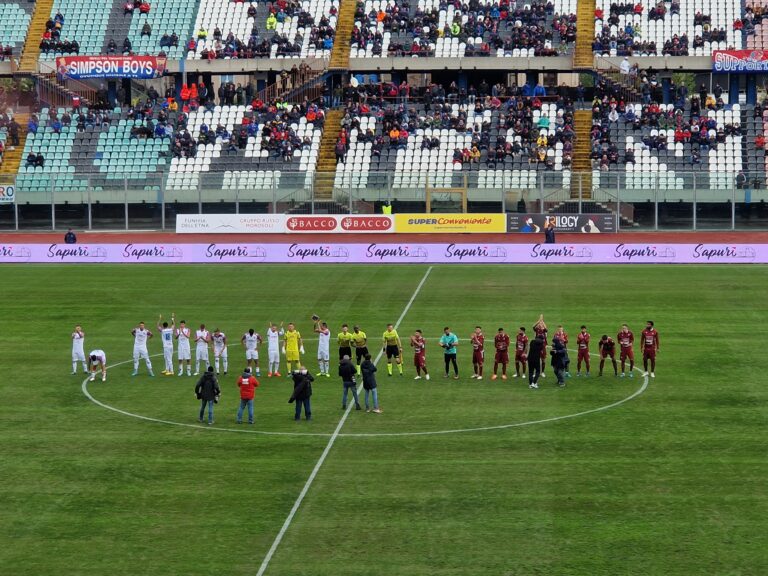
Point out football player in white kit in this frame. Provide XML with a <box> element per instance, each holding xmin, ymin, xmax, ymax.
<box><xmin>266</xmin><ymin>322</ymin><xmax>284</xmax><ymax>377</ymax></box>
<box><xmin>131</xmin><ymin>321</ymin><xmax>154</xmax><ymax>376</ymax></box>
<box><xmin>71</xmin><ymin>324</ymin><xmax>88</xmax><ymax>374</ymax></box>
<box><xmin>194</xmin><ymin>324</ymin><xmax>211</xmax><ymax>375</ymax></box>
<box><xmin>88</xmin><ymin>349</ymin><xmax>107</xmax><ymax>382</ymax></box>
<box><xmin>175</xmin><ymin>319</ymin><xmax>192</xmax><ymax>376</ymax></box>
<box><xmin>315</xmin><ymin>320</ymin><xmax>331</xmax><ymax>377</ymax></box>
<box><xmin>241</xmin><ymin>329</ymin><xmax>263</xmax><ymax>376</ymax></box>
<box><xmin>212</xmin><ymin>328</ymin><xmax>228</xmax><ymax>375</ymax></box>
<box><xmin>157</xmin><ymin>313</ymin><xmax>176</xmax><ymax>376</ymax></box>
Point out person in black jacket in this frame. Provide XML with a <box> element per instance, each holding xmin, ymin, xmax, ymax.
<box><xmin>527</xmin><ymin>335</ymin><xmax>545</xmax><ymax>389</ymax></box>
<box><xmin>550</xmin><ymin>337</ymin><xmax>567</xmax><ymax>387</ymax></box>
<box><xmin>195</xmin><ymin>366</ymin><xmax>221</xmax><ymax>424</ymax></box>
<box><xmin>360</xmin><ymin>354</ymin><xmax>381</xmax><ymax>413</ymax></box>
<box><xmin>338</xmin><ymin>355</ymin><xmax>361</xmax><ymax>410</ymax></box>
<box><xmin>64</xmin><ymin>228</ymin><xmax>77</xmax><ymax>244</ymax></box>
<box><xmin>289</xmin><ymin>366</ymin><xmax>313</xmax><ymax>420</ymax></box>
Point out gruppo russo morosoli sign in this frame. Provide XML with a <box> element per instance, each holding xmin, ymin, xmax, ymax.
<box><xmin>56</xmin><ymin>56</ymin><xmax>167</xmax><ymax>79</ymax></box>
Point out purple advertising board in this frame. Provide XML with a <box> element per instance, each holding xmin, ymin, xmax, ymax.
<box><xmin>0</xmin><ymin>243</ymin><xmax>764</xmax><ymax>264</ymax></box>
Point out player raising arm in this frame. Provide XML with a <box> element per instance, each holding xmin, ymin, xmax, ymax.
<box><xmin>212</xmin><ymin>328</ymin><xmax>228</xmax><ymax>376</ymax></box>
<box><xmin>598</xmin><ymin>334</ymin><xmax>618</xmax><ymax>377</ymax></box>
<box><xmin>382</xmin><ymin>323</ymin><xmax>404</xmax><ymax>376</ymax></box>
<box><xmin>410</xmin><ymin>329</ymin><xmax>430</xmax><ymax>380</ymax></box>
<box><xmin>157</xmin><ymin>313</ymin><xmax>176</xmax><ymax>376</ymax></box>
<box><xmin>131</xmin><ymin>321</ymin><xmax>154</xmax><ymax>377</ymax></box>
<box><xmin>617</xmin><ymin>323</ymin><xmax>635</xmax><ymax>378</ymax></box>
<box><xmin>470</xmin><ymin>326</ymin><xmax>484</xmax><ymax>380</ymax></box>
<box><xmin>88</xmin><ymin>349</ymin><xmax>107</xmax><ymax>382</ymax></box>
<box><xmin>641</xmin><ymin>321</ymin><xmax>660</xmax><ymax>378</ymax></box>
<box><xmin>71</xmin><ymin>324</ymin><xmax>87</xmax><ymax>375</ymax></box>
<box><xmin>194</xmin><ymin>324</ymin><xmax>211</xmax><ymax>376</ymax></box>
<box><xmin>314</xmin><ymin>321</ymin><xmax>331</xmax><ymax>377</ymax></box>
<box><xmin>514</xmin><ymin>326</ymin><xmax>529</xmax><ymax>378</ymax></box>
<box><xmin>175</xmin><ymin>319</ymin><xmax>192</xmax><ymax>377</ymax></box>
<box><xmin>241</xmin><ymin>329</ymin><xmax>263</xmax><ymax>376</ymax></box>
<box><xmin>533</xmin><ymin>315</ymin><xmax>548</xmax><ymax>378</ymax></box>
<box><xmin>266</xmin><ymin>322</ymin><xmax>284</xmax><ymax>377</ymax></box>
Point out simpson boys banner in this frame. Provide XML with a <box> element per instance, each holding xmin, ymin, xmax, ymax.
<box><xmin>712</xmin><ymin>50</ymin><xmax>768</xmax><ymax>72</ymax></box>
<box><xmin>56</xmin><ymin>56</ymin><xmax>167</xmax><ymax>79</ymax></box>
<box><xmin>0</xmin><ymin>243</ymin><xmax>764</xmax><ymax>263</ymax></box>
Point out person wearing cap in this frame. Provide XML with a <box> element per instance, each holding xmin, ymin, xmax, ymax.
<box><xmin>338</xmin><ymin>355</ymin><xmax>361</xmax><ymax>410</ymax></box>
<box><xmin>195</xmin><ymin>366</ymin><xmax>220</xmax><ymax>425</ymax></box>
<box><xmin>289</xmin><ymin>366</ymin><xmax>314</xmax><ymax>421</ymax></box>
<box><xmin>236</xmin><ymin>367</ymin><xmax>259</xmax><ymax>424</ymax></box>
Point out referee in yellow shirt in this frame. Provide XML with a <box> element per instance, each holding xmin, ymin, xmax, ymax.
<box><xmin>382</xmin><ymin>323</ymin><xmax>403</xmax><ymax>376</ymax></box>
<box><xmin>338</xmin><ymin>324</ymin><xmax>353</xmax><ymax>362</ymax></box>
<box><xmin>351</xmin><ymin>325</ymin><xmax>368</xmax><ymax>375</ymax></box>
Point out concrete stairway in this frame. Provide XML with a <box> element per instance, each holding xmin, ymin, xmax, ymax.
<box><xmin>570</xmin><ymin>109</ymin><xmax>592</xmax><ymax>199</ymax></box>
<box><xmin>313</xmin><ymin>108</ymin><xmax>344</xmax><ymax>198</ymax></box>
<box><xmin>18</xmin><ymin>0</ymin><xmax>55</xmax><ymax>72</ymax></box>
<box><xmin>573</xmin><ymin>0</ymin><xmax>595</xmax><ymax>69</ymax></box>
<box><xmin>328</xmin><ymin>0</ymin><xmax>355</xmax><ymax>70</ymax></box>
<box><xmin>0</xmin><ymin>113</ymin><xmax>29</xmax><ymax>176</ymax></box>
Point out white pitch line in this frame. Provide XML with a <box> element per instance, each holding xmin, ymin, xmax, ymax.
<box><xmin>254</xmin><ymin>265</ymin><xmax>434</xmax><ymax>576</ymax></box>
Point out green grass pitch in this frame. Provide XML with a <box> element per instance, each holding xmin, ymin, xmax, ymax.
<box><xmin>2</xmin><ymin>264</ymin><xmax>767</xmax><ymax>576</ymax></box>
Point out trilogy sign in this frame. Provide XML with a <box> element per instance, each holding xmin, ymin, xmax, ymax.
<box><xmin>507</xmin><ymin>213</ymin><xmax>617</xmax><ymax>234</ymax></box>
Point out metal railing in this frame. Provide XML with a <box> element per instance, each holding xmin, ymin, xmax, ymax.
<box><xmin>1</xmin><ymin>170</ymin><xmax>767</xmax><ymax>231</ymax></box>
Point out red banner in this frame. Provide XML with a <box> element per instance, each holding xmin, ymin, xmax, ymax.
<box><xmin>56</xmin><ymin>56</ymin><xmax>167</xmax><ymax>79</ymax></box>
<box><xmin>712</xmin><ymin>50</ymin><xmax>768</xmax><ymax>72</ymax></box>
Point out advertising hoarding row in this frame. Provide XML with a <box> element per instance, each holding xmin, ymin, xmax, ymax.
<box><xmin>0</xmin><ymin>243</ymin><xmax>762</xmax><ymax>264</ymax></box>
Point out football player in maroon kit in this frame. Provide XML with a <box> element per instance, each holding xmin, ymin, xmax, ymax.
<box><xmin>641</xmin><ymin>320</ymin><xmax>660</xmax><ymax>378</ymax></box>
<box><xmin>598</xmin><ymin>334</ymin><xmax>618</xmax><ymax>376</ymax></box>
<box><xmin>617</xmin><ymin>323</ymin><xmax>635</xmax><ymax>377</ymax></box>
<box><xmin>513</xmin><ymin>327</ymin><xmax>528</xmax><ymax>378</ymax></box>
<box><xmin>576</xmin><ymin>325</ymin><xmax>590</xmax><ymax>376</ymax></box>
<box><xmin>470</xmin><ymin>326</ymin><xmax>485</xmax><ymax>380</ymax></box>
<box><xmin>491</xmin><ymin>327</ymin><xmax>511</xmax><ymax>380</ymax></box>
<box><xmin>532</xmin><ymin>315</ymin><xmax>548</xmax><ymax>378</ymax></box>
<box><xmin>410</xmin><ymin>329</ymin><xmax>430</xmax><ymax>380</ymax></box>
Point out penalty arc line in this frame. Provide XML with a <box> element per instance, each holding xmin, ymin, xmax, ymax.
<box><xmin>254</xmin><ymin>265</ymin><xmax>434</xmax><ymax>576</ymax></box>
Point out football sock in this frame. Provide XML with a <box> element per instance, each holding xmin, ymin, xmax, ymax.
<box><xmin>397</xmin><ymin>363</ymin><xmax>403</xmax><ymax>375</ymax></box>
<box><xmin>72</xmin><ymin>362</ymin><xmax>78</xmax><ymax>373</ymax></box>
<box><xmin>387</xmin><ymin>363</ymin><xmax>393</xmax><ymax>375</ymax></box>
<box><xmin>223</xmin><ymin>358</ymin><xmax>228</xmax><ymax>373</ymax></box>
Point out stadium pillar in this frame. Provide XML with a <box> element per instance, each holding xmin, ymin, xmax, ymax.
<box><xmin>526</xmin><ymin>71</ymin><xmax>539</xmax><ymax>89</ymax></box>
<box><xmin>729</xmin><ymin>74</ymin><xmax>739</xmax><ymax>105</ymax></box>
<box><xmin>457</xmin><ymin>73</ymin><xmax>467</xmax><ymax>92</ymax></box>
<box><xmin>174</xmin><ymin>74</ymin><xmax>184</xmax><ymax>101</ymax></box>
<box><xmin>746</xmin><ymin>75</ymin><xmax>757</xmax><ymax>105</ymax></box>
<box><xmin>107</xmin><ymin>81</ymin><xmax>117</xmax><ymax>108</ymax></box>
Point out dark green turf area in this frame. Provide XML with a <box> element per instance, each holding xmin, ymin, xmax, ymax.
<box><xmin>2</xmin><ymin>264</ymin><xmax>766</xmax><ymax>576</ymax></box>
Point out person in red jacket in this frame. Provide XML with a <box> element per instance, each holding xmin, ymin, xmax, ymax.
<box><xmin>236</xmin><ymin>367</ymin><xmax>259</xmax><ymax>424</ymax></box>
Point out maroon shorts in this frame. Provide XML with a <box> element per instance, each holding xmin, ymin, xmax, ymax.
<box><xmin>413</xmin><ymin>353</ymin><xmax>425</xmax><ymax>368</ymax></box>
<box><xmin>472</xmin><ymin>349</ymin><xmax>484</xmax><ymax>364</ymax></box>
<box><xmin>620</xmin><ymin>348</ymin><xmax>634</xmax><ymax>361</ymax></box>
<box><xmin>495</xmin><ymin>350</ymin><xmax>509</xmax><ymax>364</ymax></box>
<box><xmin>540</xmin><ymin>347</ymin><xmax>547</xmax><ymax>359</ymax></box>
<box><xmin>643</xmin><ymin>348</ymin><xmax>656</xmax><ymax>360</ymax></box>
<box><xmin>600</xmin><ymin>350</ymin><xmax>615</xmax><ymax>359</ymax></box>
<box><xmin>577</xmin><ymin>349</ymin><xmax>590</xmax><ymax>361</ymax></box>
<box><xmin>515</xmin><ymin>352</ymin><xmax>527</xmax><ymax>363</ymax></box>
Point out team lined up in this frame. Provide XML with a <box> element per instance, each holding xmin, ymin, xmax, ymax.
<box><xmin>71</xmin><ymin>315</ymin><xmax>661</xmax><ymax>385</ymax></box>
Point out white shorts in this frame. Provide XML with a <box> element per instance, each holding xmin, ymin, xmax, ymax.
<box><xmin>268</xmin><ymin>348</ymin><xmax>280</xmax><ymax>363</ymax></box>
<box><xmin>178</xmin><ymin>342</ymin><xmax>191</xmax><ymax>360</ymax></box>
<box><xmin>246</xmin><ymin>350</ymin><xmax>259</xmax><ymax>360</ymax></box>
<box><xmin>72</xmin><ymin>349</ymin><xmax>86</xmax><ymax>362</ymax></box>
<box><xmin>196</xmin><ymin>346</ymin><xmax>209</xmax><ymax>360</ymax></box>
<box><xmin>214</xmin><ymin>347</ymin><xmax>228</xmax><ymax>359</ymax></box>
<box><xmin>133</xmin><ymin>346</ymin><xmax>149</xmax><ymax>359</ymax></box>
<box><xmin>318</xmin><ymin>349</ymin><xmax>329</xmax><ymax>362</ymax></box>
